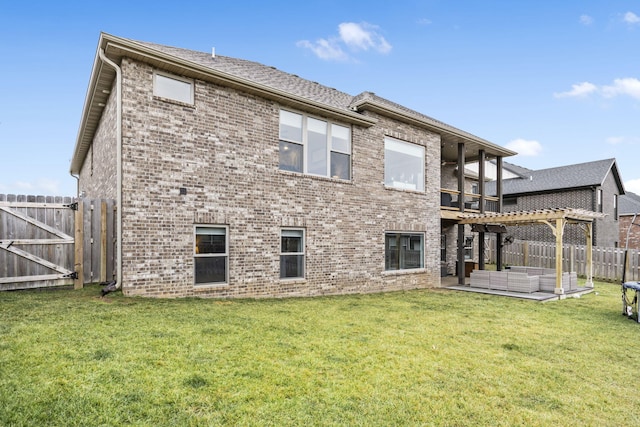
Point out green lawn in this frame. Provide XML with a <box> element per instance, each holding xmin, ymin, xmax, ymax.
<box><xmin>1</xmin><ymin>282</ymin><xmax>639</xmax><ymax>426</ymax></box>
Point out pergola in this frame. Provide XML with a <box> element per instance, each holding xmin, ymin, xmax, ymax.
<box><xmin>456</xmin><ymin>208</ymin><xmax>606</xmax><ymax>295</ymax></box>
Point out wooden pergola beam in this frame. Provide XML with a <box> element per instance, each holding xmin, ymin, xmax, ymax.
<box><xmin>452</xmin><ymin>208</ymin><xmax>603</xmax><ymax>294</ymax></box>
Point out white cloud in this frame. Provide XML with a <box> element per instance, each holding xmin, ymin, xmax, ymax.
<box><xmin>298</xmin><ymin>22</ymin><xmax>392</xmax><ymax>61</ymax></box>
<box><xmin>606</xmin><ymin>136</ymin><xmax>625</xmax><ymax>145</ymax></box>
<box><xmin>580</xmin><ymin>15</ymin><xmax>594</xmax><ymax>25</ymax></box>
<box><xmin>626</xmin><ymin>178</ymin><xmax>640</xmax><ymax>195</ymax></box>
<box><xmin>338</xmin><ymin>22</ymin><xmax>391</xmax><ymax>54</ymax></box>
<box><xmin>553</xmin><ymin>82</ymin><xmax>597</xmax><ymax>98</ymax></box>
<box><xmin>505</xmin><ymin>139</ymin><xmax>543</xmax><ymax>156</ymax></box>
<box><xmin>295</xmin><ymin>39</ymin><xmax>348</xmax><ymax>61</ymax></box>
<box><xmin>554</xmin><ymin>78</ymin><xmax>640</xmax><ymax>100</ymax></box>
<box><xmin>624</xmin><ymin>11</ymin><xmax>640</xmax><ymax>25</ymax></box>
<box><xmin>601</xmin><ymin>78</ymin><xmax>640</xmax><ymax>99</ymax></box>
<box><xmin>418</xmin><ymin>18</ymin><xmax>432</xmax><ymax>26</ymax></box>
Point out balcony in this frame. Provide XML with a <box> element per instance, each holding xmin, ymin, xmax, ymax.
<box><xmin>440</xmin><ymin>189</ymin><xmax>499</xmax><ymax>213</ymax></box>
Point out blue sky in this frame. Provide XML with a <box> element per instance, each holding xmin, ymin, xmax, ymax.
<box><xmin>1</xmin><ymin>0</ymin><xmax>639</xmax><ymax>196</ymax></box>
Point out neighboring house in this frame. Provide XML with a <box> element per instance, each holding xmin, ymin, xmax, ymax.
<box><xmin>466</xmin><ymin>159</ymin><xmax>532</xmax><ymax>181</ymax></box>
<box><xmin>70</xmin><ymin>33</ymin><xmax>515</xmax><ymax>298</ymax></box>
<box><xmin>620</xmin><ymin>192</ymin><xmax>640</xmax><ymax>250</ymax></box>
<box><xmin>487</xmin><ymin>158</ymin><xmax>625</xmax><ymax>247</ymax></box>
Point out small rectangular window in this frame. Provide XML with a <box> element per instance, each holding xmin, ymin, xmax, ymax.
<box><xmin>384</xmin><ymin>137</ymin><xmax>425</xmax><ymax>192</ymax></box>
<box><xmin>194</xmin><ymin>226</ymin><xmax>227</xmax><ymax>285</ymax></box>
<box><xmin>154</xmin><ymin>72</ymin><xmax>194</xmax><ymax>104</ymax></box>
<box><xmin>385</xmin><ymin>232</ymin><xmax>424</xmax><ymax>271</ymax></box>
<box><xmin>503</xmin><ymin>197</ymin><xmax>517</xmax><ymax>206</ymax></box>
<box><xmin>280</xmin><ymin>229</ymin><xmax>304</xmax><ymax>279</ymax></box>
<box><xmin>597</xmin><ymin>189</ymin><xmax>603</xmax><ymax>213</ymax></box>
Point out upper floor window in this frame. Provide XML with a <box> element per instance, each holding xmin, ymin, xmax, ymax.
<box><xmin>154</xmin><ymin>72</ymin><xmax>194</xmax><ymax>105</ymax></box>
<box><xmin>597</xmin><ymin>189</ymin><xmax>603</xmax><ymax>213</ymax></box>
<box><xmin>614</xmin><ymin>194</ymin><xmax>618</xmax><ymax>220</ymax></box>
<box><xmin>384</xmin><ymin>137</ymin><xmax>425</xmax><ymax>192</ymax></box>
<box><xmin>279</xmin><ymin>110</ymin><xmax>351</xmax><ymax>180</ymax></box>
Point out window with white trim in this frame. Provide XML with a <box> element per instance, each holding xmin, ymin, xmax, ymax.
<box><xmin>154</xmin><ymin>72</ymin><xmax>194</xmax><ymax>104</ymax></box>
<box><xmin>597</xmin><ymin>189</ymin><xmax>603</xmax><ymax>213</ymax></box>
<box><xmin>280</xmin><ymin>229</ymin><xmax>305</xmax><ymax>279</ymax></box>
<box><xmin>194</xmin><ymin>226</ymin><xmax>227</xmax><ymax>284</ymax></box>
<box><xmin>385</xmin><ymin>232</ymin><xmax>424</xmax><ymax>271</ymax></box>
<box><xmin>384</xmin><ymin>137</ymin><xmax>425</xmax><ymax>191</ymax></box>
<box><xmin>279</xmin><ymin>110</ymin><xmax>351</xmax><ymax>180</ymax></box>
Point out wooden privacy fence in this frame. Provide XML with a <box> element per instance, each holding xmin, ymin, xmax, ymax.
<box><xmin>0</xmin><ymin>194</ymin><xmax>116</xmax><ymax>290</ymax></box>
<box><xmin>485</xmin><ymin>238</ymin><xmax>640</xmax><ymax>282</ymax></box>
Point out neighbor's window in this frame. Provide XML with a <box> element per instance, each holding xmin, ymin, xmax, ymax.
<box><xmin>154</xmin><ymin>72</ymin><xmax>194</xmax><ymax>104</ymax></box>
<box><xmin>614</xmin><ymin>194</ymin><xmax>618</xmax><ymax>220</ymax></box>
<box><xmin>279</xmin><ymin>110</ymin><xmax>351</xmax><ymax>180</ymax></box>
<box><xmin>385</xmin><ymin>232</ymin><xmax>424</xmax><ymax>271</ymax></box>
<box><xmin>597</xmin><ymin>188</ymin><xmax>603</xmax><ymax>213</ymax></box>
<box><xmin>384</xmin><ymin>137</ymin><xmax>425</xmax><ymax>191</ymax></box>
<box><xmin>194</xmin><ymin>226</ymin><xmax>227</xmax><ymax>285</ymax></box>
<box><xmin>503</xmin><ymin>196</ymin><xmax>517</xmax><ymax>206</ymax></box>
<box><xmin>280</xmin><ymin>229</ymin><xmax>305</xmax><ymax>279</ymax></box>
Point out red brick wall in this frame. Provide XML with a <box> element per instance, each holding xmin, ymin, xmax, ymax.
<box><xmin>620</xmin><ymin>215</ymin><xmax>640</xmax><ymax>250</ymax></box>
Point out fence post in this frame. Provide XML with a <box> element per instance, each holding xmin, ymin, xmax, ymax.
<box><xmin>100</xmin><ymin>200</ymin><xmax>107</xmax><ymax>283</ymax></box>
<box><xmin>74</xmin><ymin>200</ymin><xmax>84</xmax><ymax>289</ymax></box>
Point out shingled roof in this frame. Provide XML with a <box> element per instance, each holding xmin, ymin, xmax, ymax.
<box><xmin>70</xmin><ymin>33</ymin><xmax>515</xmax><ymax>174</ymax></box>
<box><xmin>620</xmin><ymin>192</ymin><xmax>640</xmax><ymax>215</ymax></box>
<box><xmin>486</xmin><ymin>158</ymin><xmax>624</xmax><ymax>196</ymax></box>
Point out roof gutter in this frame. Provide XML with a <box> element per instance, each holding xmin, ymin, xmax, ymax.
<box><xmin>350</xmin><ymin>97</ymin><xmax>517</xmax><ymax>158</ymax></box>
<box><xmin>103</xmin><ymin>37</ymin><xmax>377</xmax><ymax>127</ymax></box>
<box><xmin>98</xmin><ymin>48</ymin><xmax>123</xmax><ymax>290</ymax></box>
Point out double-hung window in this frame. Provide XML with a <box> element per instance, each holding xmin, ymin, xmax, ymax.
<box><xmin>385</xmin><ymin>232</ymin><xmax>424</xmax><ymax>271</ymax></box>
<box><xmin>194</xmin><ymin>226</ymin><xmax>228</xmax><ymax>285</ymax></box>
<box><xmin>384</xmin><ymin>137</ymin><xmax>425</xmax><ymax>191</ymax></box>
<box><xmin>279</xmin><ymin>110</ymin><xmax>351</xmax><ymax>180</ymax></box>
<box><xmin>280</xmin><ymin>229</ymin><xmax>305</xmax><ymax>279</ymax></box>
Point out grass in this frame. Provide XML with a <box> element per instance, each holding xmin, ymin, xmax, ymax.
<box><xmin>1</xmin><ymin>282</ymin><xmax>640</xmax><ymax>426</ymax></box>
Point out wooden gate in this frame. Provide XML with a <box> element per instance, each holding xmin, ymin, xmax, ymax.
<box><xmin>0</xmin><ymin>194</ymin><xmax>116</xmax><ymax>290</ymax></box>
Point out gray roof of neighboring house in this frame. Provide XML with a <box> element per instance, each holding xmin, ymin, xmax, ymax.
<box><xmin>501</xmin><ymin>161</ymin><xmax>533</xmax><ymax>178</ymax></box>
<box><xmin>620</xmin><ymin>192</ymin><xmax>640</xmax><ymax>215</ymax></box>
<box><xmin>486</xmin><ymin>158</ymin><xmax>624</xmax><ymax>196</ymax></box>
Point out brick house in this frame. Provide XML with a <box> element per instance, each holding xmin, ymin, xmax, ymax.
<box><xmin>70</xmin><ymin>33</ymin><xmax>515</xmax><ymax>298</ymax></box>
<box><xmin>620</xmin><ymin>192</ymin><xmax>640</xmax><ymax>250</ymax></box>
<box><xmin>487</xmin><ymin>158</ymin><xmax>625</xmax><ymax>247</ymax></box>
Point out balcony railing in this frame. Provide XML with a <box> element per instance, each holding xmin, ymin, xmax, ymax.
<box><xmin>440</xmin><ymin>189</ymin><xmax>499</xmax><ymax>213</ymax></box>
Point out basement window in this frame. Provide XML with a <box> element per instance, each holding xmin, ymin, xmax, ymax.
<box><xmin>280</xmin><ymin>229</ymin><xmax>305</xmax><ymax>279</ymax></box>
<box><xmin>385</xmin><ymin>232</ymin><xmax>424</xmax><ymax>271</ymax></box>
<box><xmin>194</xmin><ymin>226</ymin><xmax>228</xmax><ymax>285</ymax></box>
<box><xmin>153</xmin><ymin>72</ymin><xmax>194</xmax><ymax>105</ymax></box>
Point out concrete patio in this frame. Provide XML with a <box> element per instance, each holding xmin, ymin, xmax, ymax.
<box><xmin>441</xmin><ymin>275</ymin><xmax>595</xmax><ymax>302</ymax></box>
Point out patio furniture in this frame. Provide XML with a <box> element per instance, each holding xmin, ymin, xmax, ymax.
<box><xmin>622</xmin><ymin>281</ymin><xmax>640</xmax><ymax>323</ymax></box>
<box><xmin>507</xmin><ymin>272</ymin><xmax>539</xmax><ymax>293</ymax></box>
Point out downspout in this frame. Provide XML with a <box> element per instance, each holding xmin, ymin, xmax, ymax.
<box><xmin>98</xmin><ymin>48</ymin><xmax>123</xmax><ymax>290</ymax></box>
<box><xmin>70</xmin><ymin>172</ymin><xmax>80</xmax><ymax>197</ymax></box>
